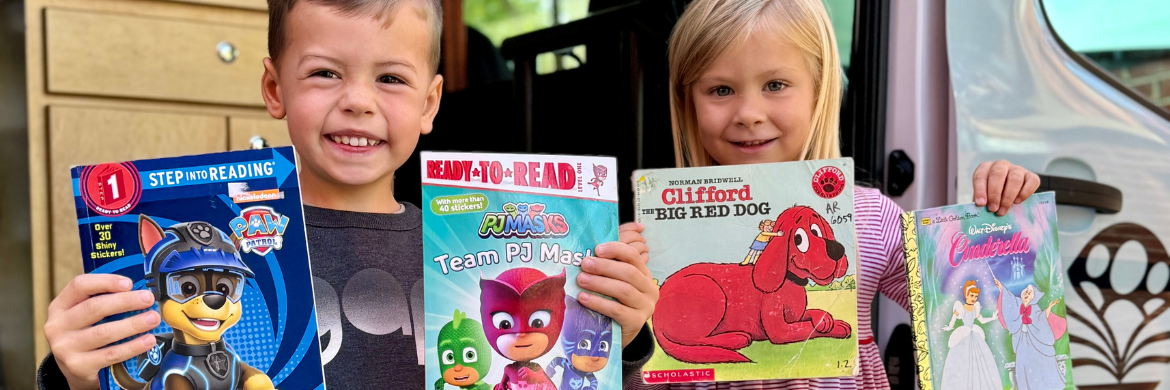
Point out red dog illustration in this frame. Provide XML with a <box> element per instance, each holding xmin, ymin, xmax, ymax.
<box><xmin>652</xmin><ymin>206</ymin><xmax>852</xmax><ymax>363</ymax></box>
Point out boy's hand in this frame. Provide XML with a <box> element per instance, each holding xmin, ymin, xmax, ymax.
<box><xmin>45</xmin><ymin>274</ymin><xmax>161</xmax><ymax>390</ymax></box>
<box><xmin>973</xmin><ymin>160</ymin><xmax>1040</xmax><ymax>216</ymax></box>
<box><xmin>577</xmin><ymin>223</ymin><xmax>657</xmax><ymax>349</ymax></box>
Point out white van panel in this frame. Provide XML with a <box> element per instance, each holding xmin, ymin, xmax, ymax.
<box><xmin>949</xmin><ymin>0</ymin><xmax>1170</xmax><ymax>388</ymax></box>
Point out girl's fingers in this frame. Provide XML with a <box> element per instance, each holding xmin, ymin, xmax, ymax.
<box><xmin>984</xmin><ymin>161</ymin><xmax>1011</xmax><ymax>213</ymax></box>
<box><xmin>73</xmin><ymin>310</ymin><xmax>160</xmax><ymax>352</ymax></box>
<box><xmin>1017</xmin><ymin>172</ymin><xmax>1041</xmax><ymax>204</ymax></box>
<box><xmin>972</xmin><ymin>161</ymin><xmax>993</xmax><ymax>206</ymax></box>
<box><xmin>576</xmin><ymin>291</ymin><xmax>644</xmax><ymax>330</ymax></box>
<box><xmin>998</xmin><ymin>167</ymin><xmax>1027</xmax><ymax>215</ymax></box>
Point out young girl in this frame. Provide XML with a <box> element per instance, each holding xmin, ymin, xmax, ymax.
<box><xmin>622</xmin><ymin>0</ymin><xmax>1040</xmax><ymax>388</ymax></box>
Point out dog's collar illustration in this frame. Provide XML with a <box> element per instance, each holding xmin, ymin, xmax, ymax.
<box><xmin>171</xmin><ymin>339</ymin><xmax>228</xmax><ymax>357</ymax></box>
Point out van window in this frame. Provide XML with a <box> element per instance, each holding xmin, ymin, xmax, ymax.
<box><xmin>823</xmin><ymin>0</ymin><xmax>854</xmax><ymax>71</ymax></box>
<box><xmin>463</xmin><ymin>0</ymin><xmax>589</xmax><ymax>74</ymax></box>
<box><xmin>1043</xmin><ymin>0</ymin><xmax>1170</xmax><ymax>112</ymax></box>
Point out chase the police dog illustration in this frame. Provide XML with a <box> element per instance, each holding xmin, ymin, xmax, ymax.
<box><xmin>109</xmin><ymin>215</ymin><xmax>274</xmax><ymax>390</ymax></box>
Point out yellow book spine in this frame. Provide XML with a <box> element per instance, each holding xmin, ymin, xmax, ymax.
<box><xmin>900</xmin><ymin>211</ymin><xmax>932</xmax><ymax>390</ymax></box>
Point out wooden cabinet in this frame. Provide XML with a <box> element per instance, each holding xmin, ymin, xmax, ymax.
<box><xmin>230</xmin><ymin>117</ymin><xmax>292</xmax><ymax>150</ymax></box>
<box><xmin>47</xmin><ymin>106</ymin><xmax>227</xmax><ymax>293</ymax></box>
<box><xmin>45</xmin><ymin>8</ymin><xmax>269</xmax><ymax>106</ymax></box>
<box><xmin>24</xmin><ymin>0</ymin><xmax>283</xmax><ymax>366</ymax></box>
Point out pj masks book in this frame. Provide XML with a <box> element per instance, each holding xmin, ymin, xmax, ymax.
<box><xmin>633</xmin><ymin>159</ymin><xmax>860</xmax><ymax>383</ymax></box>
<box><xmin>421</xmin><ymin>152</ymin><xmax>621</xmax><ymax>390</ymax></box>
<box><xmin>71</xmin><ymin>147</ymin><xmax>326</xmax><ymax>389</ymax></box>
<box><xmin>900</xmin><ymin>192</ymin><xmax>1074</xmax><ymax>390</ymax></box>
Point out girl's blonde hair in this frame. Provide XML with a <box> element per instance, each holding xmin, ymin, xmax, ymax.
<box><xmin>668</xmin><ymin>0</ymin><xmax>843</xmax><ymax>167</ymax></box>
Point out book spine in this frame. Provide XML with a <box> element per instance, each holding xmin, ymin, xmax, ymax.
<box><xmin>900</xmin><ymin>211</ymin><xmax>933</xmax><ymax>390</ymax></box>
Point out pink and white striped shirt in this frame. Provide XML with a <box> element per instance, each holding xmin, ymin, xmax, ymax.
<box><xmin>626</xmin><ymin>187</ymin><xmax>911</xmax><ymax>390</ymax></box>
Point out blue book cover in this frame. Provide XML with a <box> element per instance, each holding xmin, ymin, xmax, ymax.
<box><xmin>421</xmin><ymin>152</ymin><xmax>622</xmax><ymax>390</ymax></box>
<box><xmin>71</xmin><ymin>147</ymin><xmax>326</xmax><ymax>390</ymax></box>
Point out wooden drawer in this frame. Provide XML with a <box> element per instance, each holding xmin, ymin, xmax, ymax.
<box><xmin>44</xmin><ymin>8</ymin><xmax>268</xmax><ymax>107</ymax></box>
<box><xmin>167</xmin><ymin>0</ymin><xmax>268</xmax><ymax>10</ymax></box>
<box><xmin>229</xmin><ymin>116</ymin><xmax>292</xmax><ymax>150</ymax></box>
<box><xmin>48</xmin><ymin>106</ymin><xmax>227</xmax><ymax>294</ymax></box>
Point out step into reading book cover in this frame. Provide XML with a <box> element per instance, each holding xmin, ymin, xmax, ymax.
<box><xmin>900</xmin><ymin>192</ymin><xmax>1074</xmax><ymax>390</ymax></box>
<box><xmin>422</xmin><ymin>152</ymin><xmax>621</xmax><ymax>390</ymax></box>
<box><xmin>634</xmin><ymin>159</ymin><xmax>859</xmax><ymax>383</ymax></box>
<box><xmin>72</xmin><ymin>147</ymin><xmax>325</xmax><ymax>390</ymax></box>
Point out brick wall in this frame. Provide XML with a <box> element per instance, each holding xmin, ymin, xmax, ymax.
<box><xmin>1088</xmin><ymin>52</ymin><xmax>1170</xmax><ymax>112</ymax></box>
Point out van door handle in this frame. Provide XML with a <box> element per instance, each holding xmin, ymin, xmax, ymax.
<box><xmin>1035</xmin><ymin>174</ymin><xmax>1122</xmax><ymax>214</ymax></box>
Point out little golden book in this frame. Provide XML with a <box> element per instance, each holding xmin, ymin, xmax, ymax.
<box><xmin>422</xmin><ymin>152</ymin><xmax>622</xmax><ymax>390</ymax></box>
<box><xmin>634</xmin><ymin>159</ymin><xmax>859</xmax><ymax>383</ymax></box>
<box><xmin>901</xmin><ymin>192</ymin><xmax>1074</xmax><ymax>390</ymax></box>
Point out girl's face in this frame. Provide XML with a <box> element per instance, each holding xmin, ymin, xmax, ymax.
<box><xmin>691</xmin><ymin>27</ymin><xmax>817</xmax><ymax>166</ymax></box>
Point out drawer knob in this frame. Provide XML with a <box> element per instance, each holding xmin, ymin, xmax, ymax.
<box><xmin>249</xmin><ymin>135</ymin><xmax>268</xmax><ymax>150</ymax></box>
<box><xmin>217</xmin><ymin>41</ymin><xmax>239</xmax><ymax>63</ymax></box>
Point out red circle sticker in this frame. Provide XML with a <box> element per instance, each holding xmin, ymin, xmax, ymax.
<box><xmin>80</xmin><ymin>162</ymin><xmax>142</xmax><ymax>216</ymax></box>
<box><xmin>812</xmin><ymin>165</ymin><xmax>846</xmax><ymax>199</ymax></box>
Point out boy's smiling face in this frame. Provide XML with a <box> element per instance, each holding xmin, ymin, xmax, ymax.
<box><xmin>262</xmin><ymin>1</ymin><xmax>441</xmax><ymax>193</ymax></box>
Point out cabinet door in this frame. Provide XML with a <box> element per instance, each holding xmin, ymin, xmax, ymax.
<box><xmin>48</xmin><ymin>106</ymin><xmax>227</xmax><ymax>294</ymax></box>
<box><xmin>44</xmin><ymin>8</ymin><xmax>268</xmax><ymax>106</ymax></box>
<box><xmin>229</xmin><ymin>117</ymin><xmax>292</xmax><ymax>150</ymax></box>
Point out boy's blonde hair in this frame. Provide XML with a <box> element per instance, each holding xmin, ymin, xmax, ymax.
<box><xmin>668</xmin><ymin>0</ymin><xmax>843</xmax><ymax>167</ymax></box>
<box><xmin>268</xmin><ymin>0</ymin><xmax>444</xmax><ymax>74</ymax></box>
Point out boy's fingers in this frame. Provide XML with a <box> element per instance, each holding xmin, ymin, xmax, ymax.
<box><xmin>67</xmin><ymin>290</ymin><xmax>155</xmax><ymax>329</ymax></box>
<box><xmin>85</xmin><ymin>333</ymin><xmax>156</xmax><ymax>371</ymax></box>
<box><xmin>1017</xmin><ymin>172</ymin><xmax>1040</xmax><ymax>204</ymax></box>
<box><xmin>576</xmin><ymin>292</ymin><xmax>640</xmax><ymax>329</ymax></box>
<box><xmin>594</xmin><ymin>242</ymin><xmax>651</xmax><ymax>278</ymax></box>
<box><xmin>619</xmin><ymin>230</ymin><xmax>646</xmax><ymax>245</ymax></box>
<box><xmin>576</xmin><ymin>273</ymin><xmax>653</xmax><ymax>310</ymax></box>
<box><xmin>75</xmin><ymin>311</ymin><xmax>160</xmax><ymax>352</ymax></box>
<box><xmin>998</xmin><ymin>167</ymin><xmax>1027</xmax><ymax>215</ymax></box>
<box><xmin>618</xmin><ymin>222</ymin><xmax>645</xmax><ymax>233</ymax></box>
<box><xmin>972</xmin><ymin>161</ymin><xmax>992</xmax><ymax>206</ymax></box>
<box><xmin>984</xmin><ymin>160</ymin><xmax>1011</xmax><ymax>213</ymax></box>
<box><xmin>581</xmin><ymin>257</ymin><xmax>656</xmax><ymax>294</ymax></box>
<box><xmin>50</xmin><ymin>274</ymin><xmax>134</xmax><ymax>317</ymax></box>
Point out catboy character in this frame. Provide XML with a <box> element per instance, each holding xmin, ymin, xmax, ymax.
<box><xmin>545</xmin><ymin>296</ymin><xmax>612</xmax><ymax>390</ymax></box>
<box><xmin>480</xmin><ymin>268</ymin><xmax>567</xmax><ymax>390</ymax></box>
<box><xmin>109</xmin><ymin>215</ymin><xmax>273</xmax><ymax>390</ymax></box>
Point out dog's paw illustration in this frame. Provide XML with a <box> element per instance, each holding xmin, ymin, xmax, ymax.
<box><xmin>819</xmin><ymin>176</ymin><xmax>839</xmax><ymax>195</ymax></box>
<box><xmin>188</xmin><ymin>222</ymin><xmax>215</xmax><ymax>244</ymax></box>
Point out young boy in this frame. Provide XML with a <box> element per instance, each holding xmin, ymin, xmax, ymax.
<box><xmin>37</xmin><ymin>0</ymin><xmax>657</xmax><ymax>388</ymax></box>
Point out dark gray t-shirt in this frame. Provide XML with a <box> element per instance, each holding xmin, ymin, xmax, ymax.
<box><xmin>305</xmin><ymin>203</ymin><xmax>426</xmax><ymax>389</ymax></box>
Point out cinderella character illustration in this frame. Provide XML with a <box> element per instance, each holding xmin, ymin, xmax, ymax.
<box><xmin>940</xmin><ymin>280</ymin><xmax>1002</xmax><ymax>390</ymax></box>
<box><xmin>995</xmin><ymin>277</ymin><xmax>1067</xmax><ymax>390</ymax></box>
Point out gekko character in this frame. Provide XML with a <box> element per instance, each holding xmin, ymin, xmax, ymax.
<box><xmin>435</xmin><ymin>309</ymin><xmax>493</xmax><ymax>390</ymax></box>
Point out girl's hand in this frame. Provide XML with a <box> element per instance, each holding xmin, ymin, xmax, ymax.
<box><xmin>972</xmin><ymin>160</ymin><xmax>1040</xmax><ymax>216</ymax></box>
<box><xmin>577</xmin><ymin>224</ymin><xmax>658</xmax><ymax>349</ymax></box>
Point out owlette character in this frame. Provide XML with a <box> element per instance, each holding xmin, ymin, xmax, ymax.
<box><xmin>435</xmin><ymin>309</ymin><xmax>493</xmax><ymax>390</ymax></box>
<box><xmin>545</xmin><ymin>296</ymin><xmax>612</xmax><ymax>390</ymax></box>
<box><xmin>587</xmin><ymin>165</ymin><xmax>607</xmax><ymax>196</ymax></box>
<box><xmin>480</xmin><ymin>268</ymin><xmax>567</xmax><ymax>390</ymax></box>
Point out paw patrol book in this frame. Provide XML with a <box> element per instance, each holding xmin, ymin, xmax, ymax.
<box><xmin>71</xmin><ymin>147</ymin><xmax>326</xmax><ymax>390</ymax></box>
<box><xmin>421</xmin><ymin>152</ymin><xmax>621</xmax><ymax>390</ymax></box>
<box><xmin>900</xmin><ymin>192</ymin><xmax>1074</xmax><ymax>390</ymax></box>
<box><xmin>633</xmin><ymin>159</ymin><xmax>859</xmax><ymax>383</ymax></box>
